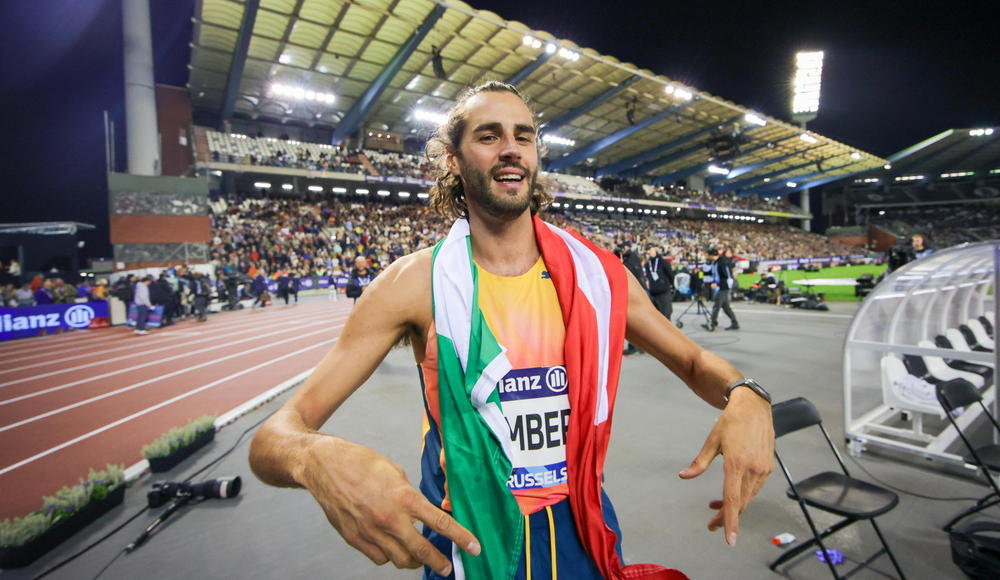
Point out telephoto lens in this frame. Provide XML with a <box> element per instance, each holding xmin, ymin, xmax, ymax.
<box><xmin>190</xmin><ymin>476</ymin><xmax>242</xmax><ymax>500</ymax></box>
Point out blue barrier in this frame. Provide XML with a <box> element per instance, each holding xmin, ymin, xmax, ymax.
<box><xmin>1</xmin><ymin>302</ymin><xmax>111</xmax><ymax>342</ymax></box>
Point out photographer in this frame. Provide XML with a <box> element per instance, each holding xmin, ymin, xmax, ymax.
<box><xmin>644</xmin><ymin>245</ymin><xmax>674</xmax><ymax>321</ymax></box>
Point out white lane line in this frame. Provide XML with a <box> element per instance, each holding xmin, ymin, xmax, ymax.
<box><xmin>0</xmin><ymin>338</ymin><xmax>335</xmax><ymax>476</ymax></box>
<box><xmin>0</xmin><ymin>310</ymin><xmax>347</xmax><ymax>385</ymax></box>
<box><xmin>0</xmin><ymin>314</ymin><xmax>346</xmax><ymax>404</ymax></box>
<box><xmin>0</xmin><ymin>303</ymin><xmax>346</xmax><ymax>365</ymax></box>
<box><xmin>0</xmin><ymin>312</ymin><xmax>346</xmax><ymax>393</ymax></box>
<box><xmin>0</xmin><ymin>323</ymin><xmax>343</xmax><ymax>432</ymax></box>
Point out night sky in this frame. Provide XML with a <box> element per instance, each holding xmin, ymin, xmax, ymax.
<box><xmin>2</xmin><ymin>0</ymin><xmax>997</xmax><ymax>260</ymax></box>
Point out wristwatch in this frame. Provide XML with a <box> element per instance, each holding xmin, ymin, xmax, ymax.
<box><xmin>722</xmin><ymin>378</ymin><xmax>771</xmax><ymax>405</ymax></box>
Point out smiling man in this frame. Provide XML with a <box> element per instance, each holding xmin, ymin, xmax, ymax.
<box><xmin>249</xmin><ymin>81</ymin><xmax>774</xmax><ymax>580</ymax></box>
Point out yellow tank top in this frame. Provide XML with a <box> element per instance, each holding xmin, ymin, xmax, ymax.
<box><xmin>476</xmin><ymin>257</ymin><xmax>569</xmax><ymax>515</ymax></box>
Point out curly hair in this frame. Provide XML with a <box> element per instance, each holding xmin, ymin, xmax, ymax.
<box><xmin>425</xmin><ymin>81</ymin><xmax>552</xmax><ymax>219</ymax></box>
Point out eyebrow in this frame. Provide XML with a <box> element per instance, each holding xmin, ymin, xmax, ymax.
<box><xmin>471</xmin><ymin>122</ymin><xmax>536</xmax><ymax>135</ymax></box>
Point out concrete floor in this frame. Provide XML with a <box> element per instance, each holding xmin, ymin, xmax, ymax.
<box><xmin>5</xmin><ymin>300</ymin><xmax>996</xmax><ymax>580</ymax></box>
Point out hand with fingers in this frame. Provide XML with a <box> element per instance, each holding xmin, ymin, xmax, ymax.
<box><xmin>678</xmin><ymin>388</ymin><xmax>774</xmax><ymax>546</ymax></box>
<box><xmin>299</xmin><ymin>436</ymin><xmax>481</xmax><ymax>577</ymax></box>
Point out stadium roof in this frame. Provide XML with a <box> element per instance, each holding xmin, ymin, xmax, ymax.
<box><xmin>188</xmin><ymin>0</ymin><xmax>887</xmax><ymax>193</ymax></box>
<box><xmin>885</xmin><ymin>127</ymin><xmax>1000</xmax><ymax>175</ymax></box>
<box><xmin>827</xmin><ymin>127</ymin><xmax>1000</xmax><ymax>207</ymax></box>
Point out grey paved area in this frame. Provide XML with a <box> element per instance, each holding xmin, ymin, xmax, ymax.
<box><xmin>5</xmin><ymin>300</ymin><xmax>996</xmax><ymax>579</ymax></box>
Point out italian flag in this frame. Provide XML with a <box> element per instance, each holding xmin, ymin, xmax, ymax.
<box><xmin>431</xmin><ymin>216</ymin><xmax>686</xmax><ymax>580</ymax></box>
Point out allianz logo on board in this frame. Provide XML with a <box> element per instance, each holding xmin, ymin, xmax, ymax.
<box><xmin>1</xmin><ymin>304</ymin><xmax>96</xmax><ymax>332</ymax></box>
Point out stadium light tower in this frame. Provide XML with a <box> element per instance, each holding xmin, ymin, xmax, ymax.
<box><xmin>790</xmin><ymin>50</ymin><xmax>824</xmax><ymax>231</ymax></box>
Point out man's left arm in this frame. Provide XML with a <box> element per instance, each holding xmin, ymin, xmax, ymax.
<box><xmin>622</xmin><ymin>269</ymin><xmax>774</xmax><ymax>546</ymax></box>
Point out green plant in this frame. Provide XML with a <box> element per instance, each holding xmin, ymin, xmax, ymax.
<box><xmin>141</xmin><ymin>415</ymin><xmax>216</xmax><ymax>460</ymax></box>
<box><xmin>0</xmin><ymin>464</ymin><xmax>124</xmax><ymax>549</ymax></box>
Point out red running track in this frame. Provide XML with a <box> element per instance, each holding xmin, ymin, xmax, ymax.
<box><xmin>0</xmin><ymin>299</ymin><xmax>354</xmax><ymax>520</ymax></box>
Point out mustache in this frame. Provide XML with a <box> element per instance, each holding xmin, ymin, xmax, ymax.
<box><xmin>490</xmin><ymin>162</ymin><xmax>531</xmax><ymax>176</ymax></box>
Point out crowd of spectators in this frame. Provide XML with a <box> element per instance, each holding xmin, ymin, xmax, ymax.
<box><xmin>203</xmin><ymin>131</ymin><xmax>807</xmax><ymax>215</ymax></box>
<box><xmin>871</xmin><ymin>203</ymin><xmax>1000</xmax><ymax>249</ymax></box>
<box><xmin>562</xmin><ymin>213</ymin><xmax>860</xmax><ymax>264</ymax></box>
<box><xmin>207</xmin><ymin>131</ymin><xmax>367</xmax><ymax>174</ymax></box>
<box><xmin>204</xmin><ymin>192</ymin><xmax>861</xmax><ymax>287</ymax></box>
<box><xmin>643</xmin><ymin>185</ymin><xmax>802</xmax><ymax>214</ymax></box>
<box><xmin>362</xmin><ymin>150</ymin><xmax>433</xmax><ymax>181</ymax></box>
<box><xmin>111</xmin><ymin>191</ymin><xmax>208</xmax><ymax>215</ymax></box>
<box><xmin>1</xmin><ymin>274</ymin><xmax>109</xmax><ymax>308</ymax></box>
<box><xmin>208</xmin><ymin>195</ymin><xmax>450</xmax><ymax>283</ymax></box>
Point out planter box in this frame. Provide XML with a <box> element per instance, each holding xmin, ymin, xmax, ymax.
<box><xmin>147</xmin><ymin>426</ymin><xmax>216</xmax><ymax>473</ymax></box>
<box><xmin>0</xmin><ymin>484</ymin><xmax>125</xmax><ymax>569</ymax></box>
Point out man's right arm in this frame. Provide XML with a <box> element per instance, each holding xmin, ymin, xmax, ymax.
<box><xmin>249</xmin><ymin>249</ymin><xmax>479</xmax><ymax>575</ymax></box>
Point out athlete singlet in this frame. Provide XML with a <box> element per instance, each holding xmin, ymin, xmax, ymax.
<box><xmin>416</xmin><ymin>257</ymin><xmax>568</xmax><ymax>517</ymax></box>
<box><xmin>476</xmin><ymin>257</ymin><xmax>569</xmax><ymax>515</ymax></box>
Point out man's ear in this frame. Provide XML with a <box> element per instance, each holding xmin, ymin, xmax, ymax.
<box><xmin>446</xmin><ymin>148</ymin><xmax>461</xmax><ymax>177</ymax></box>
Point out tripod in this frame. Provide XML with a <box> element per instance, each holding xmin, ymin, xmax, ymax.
<box><xmin>675</xmin><ymin>293</ymin><xmax>713</xmax><ymax>330</ymax></box>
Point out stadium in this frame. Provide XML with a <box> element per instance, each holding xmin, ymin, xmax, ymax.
<box><xmin>1</xmin><ymin>1</ymin><xmax>997</xmax><ymax>578</ymax></box>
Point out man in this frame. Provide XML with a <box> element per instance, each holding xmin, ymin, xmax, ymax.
<box><xmin>249</xmin><ymin>82</ymin><xmax>773</xmax><ymax>580</ymax></box>
<box><xmin>192</xmin><ymin>271</ymin><xmax>211</xmax><ymax>322</ymax></box>
<box><xmin>911</xmin><ymin>233</ymin><xmax>934</xmax><ymax>260</ymax></box>
<box><xmin>644</xmin><ymin>245</ymin><xmax>674</xmax><ymax>322</ymax></box>
<box><xmin>703</xmin><ymin>248</ymin><xmax>740</xmax><ymax>331</ymax></box>
<box><xmin>620</xmin><ymin>241</ymin><xmax>645</xmax><ymax>355</ymax></box>
<box><xmin>345</xmin><ymin>256</ymin><xmax>376</xmax><ymax>303</ymax></box>
<box><xmin>133</xmin><ymin>275</ymin><xmax>153</xmax><ymax>335</ymax></box>
<box><xmin>251</xmin><ymin>269</ymin><xmax>269</xmax><ymax>308</ymax></box>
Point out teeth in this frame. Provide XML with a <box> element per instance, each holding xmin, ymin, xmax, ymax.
<box><xmin>495</xmin><ymin>175</ymin><xmax>522</xmax><ymax>182</ymax></box>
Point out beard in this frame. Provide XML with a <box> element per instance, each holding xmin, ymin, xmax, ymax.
<box><xmin>457</xmin><ymin>158</ymin><xmax>537</xmax><ymax>219</ymax></box>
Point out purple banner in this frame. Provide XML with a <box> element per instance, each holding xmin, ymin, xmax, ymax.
<box><xmin>1</xmin><ymin>302</ymin><xmax>111</xmax><ymax>341</ymax></box>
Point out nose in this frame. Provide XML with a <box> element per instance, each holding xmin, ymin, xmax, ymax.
<box><xmin>499</xmin><ymin>133</ymin><xmax>521</xmax><ymax>161</ymax></box>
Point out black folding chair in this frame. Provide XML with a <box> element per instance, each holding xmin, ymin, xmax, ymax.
<box><xmin>936</xmin><ymin>379</ymin><xmax>1000</xmax><ymax>531</ymax></box>
<box><xmin>770</xmin><ymin>397</ymin><xmax>906</xmax><ymax>579</ymax></box>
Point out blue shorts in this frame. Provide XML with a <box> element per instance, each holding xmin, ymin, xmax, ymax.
<box><xmin>423</xmin><ymin>490</ymin><xmax>624</xmax><ymax>580</ymax></box>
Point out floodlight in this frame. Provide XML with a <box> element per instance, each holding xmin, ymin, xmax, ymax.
<box><xmin>377</xmin><ymin>190</ymin><xmax>391</xmax><ymax>196</ymax></box>
<box><xmin>254</xmin><ymin>182</ymin><xmax>271</xmax><ymax>188</ymax></box>
<box><xmin>545</xmin><ymin>44</ymin><xmax>557</xmax><ymax>54</ymax></box>
<box><xmin>744</xmin><ymin>113</ymin><xmax>767</xmax><ymax>127</ymax></box>
<box><xmin>884</xmin><ymin>164</ymin><xmax>892</xmax><ymax>170</ymax></box>
<box><xmin>332</xmin><ymin>187</ymin><xmax>347</xmax><ymax>193</ymax></box>
<box><xmin>786</xmin><ymin>181</ymin><xmax>797</xmax><ymax>188</ymax></box>
<box><xmin>399</xmin><ymin>192</ymin><xmax>411</xmax><ymax>198</ymax></box>
<box><xmin>417</xmin><ymin>192</ymin><xmax>429</xmax><ymax>199</ymax></box>
<box><xmin>210</xmin><ymin>170</ymin><xmax>222</xmax><ymax>176</ymax></box>
<box><xmin>851</xmin><ymin>152</ymin><xmax>862</xmax><ymax>159</ymax></box>
<box><xmin>799</xmin><ymin>133</ymin><xmax>818</xmax><ymax>144</ymax></box>
<box><xmin>355</xmin><ymin>188</ymin><xmax>369</xmax><ymax>194</ymax></box>
<box><xmin>551</xmin><ymin>202</ymin><xmax>561</xmax><ymax>208</ymax></box>
<box><xmin>791</xmin><ymin>50</ymin><xmax>824</xmax><ymax>119</ymax></box>
<box><xmin>586</xmin><ymin>205</ymin><xmax>594</xmax><ymax>210</ymax></box>
<box><xmin>281</xmin><ymin>183</ymin><xmax>293</xmax><ymax>190</ymax></box>
<box><xmin>543</xmin><ymin>134</ymin><xmax>576</xmax><ymax>147</ymax></box>
<box><xmin>413</xmin><ymin>109</ymin><xmax>448</xmax><ymax>125</ymax></box>
<box><xmin>278</xmin><ymin>53</ymin><xmax>293</xmax><ymax>64</ymax></box>
<box><xmin>707</xmin><ymin>164</ymin><xmax>730</xmax><ymax>175</ymax></box>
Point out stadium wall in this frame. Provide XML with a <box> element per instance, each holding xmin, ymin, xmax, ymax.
<box><xmin>156</xmin><ymin>85</ymin><xmax>194</xmax><ymax>177</ymax></box>
<box><xmin>107</xmin><ymin>173</ymin><xmax>210</xmax><ymax>269</ymax></box>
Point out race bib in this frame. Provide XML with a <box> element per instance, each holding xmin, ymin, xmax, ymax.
<box><xmin>498</xmin><ymin>365</ymin><xmax>570</xmax><ymax>490</ymax></box>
